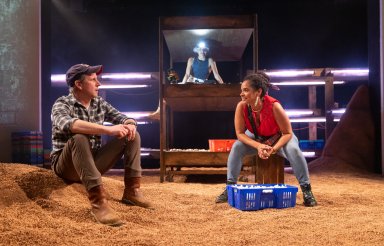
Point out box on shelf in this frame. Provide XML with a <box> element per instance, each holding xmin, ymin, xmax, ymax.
<box><xmin>227</xmin><ymin>184</ymin><xmax>298</xmax><ymax>211</ymax></box>
<box><xmin>208</xmin><ymin>139</ymin><xmax>236</xmax><ymax>152</ymax></box>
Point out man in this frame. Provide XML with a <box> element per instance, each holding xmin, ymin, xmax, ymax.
<box><xmin>50</xmin><ymin>63</ymin><xmax>152</xmax><ymax>227</ymax></box>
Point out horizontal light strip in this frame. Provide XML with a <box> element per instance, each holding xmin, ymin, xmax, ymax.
<box><xmin>265</xmin><ymin>68</ymin><xmax>368</xmax><ymax>78</ymax></box>
<box><xmin>290</xmin><ymin>117</ymin><xmax>340</xmax><ymax>123</ymax></box>
<box><xmin>51</xmin><ymin>72</ymin><xmax>153</xmax><ymax>82</ymax></box>
<box><xmin>302</xmin><ymin>151</ymin><xmax>316</xmax><ymax>157</ymax></box>
<box><xmin>286</xmin><ymin>109</ymin><xmax>314</xmax><ymax>117</ymax></box>
<box><xmin>290</xmin><ymin>117</ymin><xmax>325</xmax><ymax>123</ymax></box>
<box><xmin>331</xmin><ymin>108</ymin><xmax>346</xmax><ymax>114</ymax></box>
<box><xmin>121</xmin><ymin>110</ymin><xmax>344</xmax><ymax>120</ymax></box>
<box><xmin>331</xmin><ymin>69</ymin><xmax>369</xmax><ymax>76</ymax></box>
<box><xmin>190</xmin><ymin>29</ymin><xmax>211</xmax><ymax>35</ymax></box>
<box><xmin>101</xmin><ymin>73</ymin><xmax>152</xmax><ymax>80</ymax></box>
<box><xmin>265</xmin><ymin>70</ymin><xmax>314</xmax><ymax>77</ymax></box>
<box><xmin>99</xmin><ymin>85</ymin><xmax>149</xmax><ymax>89</ymax></box>
<box><xmin>272</xmin><ymin>81</ymin><xmax>345</xmax><ymax>86</ymax></box>
<box><xmin>103</xmin><ymin>121</ymin><xmax>150</xmax><ymax>126</ymax></box>
<box><xmin>121</xmin><ymin>111</ymin><xmax>154</xmax><ymax>118</ymax></box>
<box><xmin>51</xmin><ymin>74</ymin><xmax>66</xmax><ymax>82</ymax></box>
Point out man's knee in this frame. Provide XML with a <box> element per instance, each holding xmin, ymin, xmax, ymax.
<box><xmin>71</xmin><ymin>134</ymin><xmax>90</xmax><ymax>144</ymax></box>
<box><xmin>134</xmin><ymin>131</ymin><xmax>141</xmax><ymax>143</ymax></box>
<box><xmin>128</xmin><ymin>131</ymin><xmax>141</xmax><ymax>147</ymax></box>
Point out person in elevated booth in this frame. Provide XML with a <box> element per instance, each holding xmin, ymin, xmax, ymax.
<box><xmin>147</xmin><ymin>42</ymin><xmax>224</xmax><ymax>120</ymax></box>
<box><xmin>50</xmin><ymin>64</ymin><xmax>153</xmax><ymax>227</ymax></box>
<box><xmin>179</xmin><ymin>42</ymin><xmax>224</xmax><ymax>84</ymax></box>
<box><xmin>215</xmin><ymin>71</ymin><xmax>317</xmax><ymax>207</ymax></box>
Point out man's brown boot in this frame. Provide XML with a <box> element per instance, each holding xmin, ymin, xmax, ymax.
<box><xmin>122</xmin><ymin>177</ymin><xmax>153</xmax><ymax>208</ymax></box>
<box><xmin>88</xmin><ymin>185</ymin><xmax>124</xmax><ymax>226</ymax></box>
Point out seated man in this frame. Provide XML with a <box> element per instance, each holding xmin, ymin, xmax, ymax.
<box><xmin>50</xmin><ymin>63</ymin><xmax>152</xmax><ymax>227</ymax></box>
<box><xmin>180</xmin><ymin>42</ymin><xmax>224</xmax><ymax>84</ymax></box>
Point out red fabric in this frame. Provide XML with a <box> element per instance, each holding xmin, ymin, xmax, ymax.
<box><xmin>243</xmin><ymin>95</ymin><xmax>280</xmax><ymax>137</ymax></box>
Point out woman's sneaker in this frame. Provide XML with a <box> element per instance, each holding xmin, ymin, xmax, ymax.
<box><xmin>215</xmin><ymin>188</ymin><xmax>228</xmax><ymax>203</ymax></box>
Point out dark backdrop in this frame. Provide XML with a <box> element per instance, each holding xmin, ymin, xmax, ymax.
<box><xmin>42</xmin><ymin>0</ymin><xmax>368</xmax><ymax>159</ymax></box>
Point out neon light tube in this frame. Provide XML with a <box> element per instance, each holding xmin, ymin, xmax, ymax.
<box><xmin>101</xmin><ymin>73</ymin><xmax>152</xmax><ymax>80</ymax></box>
<box><xmin>331</xmin><ymin>69</ymin><xmax>369</xmax><ymax>76</ymax></box>
<box><xmin>265</xmin><ymin>70</ymin><xmax>314</xmax><ymax>77</ymax></box>
<box><xmin>99</xmin><ymin>85</ymin><xmax>149</xmax><ymax>89</ymax></box>
<box><xmin>272</xmin><ymin>81</ymin><xmax>345</xmax><ymax>86</ymax></box>
<box><xmin>290</xmin><ymin>117</ymin><xmax>340</xmax><ymax>123</ymax></box>
<box><xmin>302</xmin><ymin>151</ymin><xmax>316</xmax><ymax>157</ymax></box>
<box><xmin>286</xmin><ymin>110</ymin><xmax>314</xmax><ymax>117</ymax></box>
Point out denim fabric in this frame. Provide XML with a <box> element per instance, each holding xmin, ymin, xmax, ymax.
<box><xmin>227</xmin><ymin>130</ymin><xmax>310</xmax><ymax>186</ymax></box>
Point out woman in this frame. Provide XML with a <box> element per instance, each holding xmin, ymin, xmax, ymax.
<box><xmin>180</xmin><ymin>43</ymin><xmax>224</xmax><ymax>84</ymax></box>
<box><xmin>215</xmin><ymin>72</ymin><xmax>317</xmax><ymax>207</ymax></box>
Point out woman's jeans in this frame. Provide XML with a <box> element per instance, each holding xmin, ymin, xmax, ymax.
<box><xmin>227</xmin><ymin>130</ymin><xmax>310</xmax><ymax>186</ymax></box>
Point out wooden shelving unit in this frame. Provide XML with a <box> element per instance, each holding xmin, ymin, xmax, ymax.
<box><xmin>159</xmin><ymin>15</ymin><xmax>258</xmax><ymax>182</ymax></box>
<box><xmin>158</xmin><ymin>15</ymin><xmax>369</xmax><ymax>182</ymax></box>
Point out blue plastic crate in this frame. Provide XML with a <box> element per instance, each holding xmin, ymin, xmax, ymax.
<box><xmin>299</xmin><ymin>140</ymin><xmax>324</xmax><ymax>150</ymax></box>
<box><xmin>227</xmin><ymin>184</ymin><xmax>298</xmax><ymax>211</ymax></box>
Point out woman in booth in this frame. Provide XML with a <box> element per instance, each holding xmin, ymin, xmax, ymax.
<box><xmin>147</xmin><ymin>42</ymin><xmax>224</xmax><ymax>120</ymax></box>
<box><xmin>180</xmin><ymin>42</ymin><xmax>224</xmax><ymax>84</ymax></box>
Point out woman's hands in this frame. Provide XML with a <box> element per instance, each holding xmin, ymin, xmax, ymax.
<box><xmin>257</xmin><ymin>144</ymin><xmax>273</xmax><ymax>159</ymax></box>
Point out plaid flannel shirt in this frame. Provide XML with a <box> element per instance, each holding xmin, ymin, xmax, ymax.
<box><xmin>51</xmin><ymin>93</ymin><xmax>133</xmax><ymax>156</ymax></box>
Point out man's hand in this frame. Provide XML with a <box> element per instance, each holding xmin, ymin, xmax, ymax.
<box><xmin>109</xmin><ymin>124</ymin><xmax>136</xmax><ymax>141</ymax></box>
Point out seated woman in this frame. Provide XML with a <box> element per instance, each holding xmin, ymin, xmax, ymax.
<box><xmin>180</xmin><ymin>42</ymin><xmax>224</xmax><ymax>84</ymax></box>
<box><xmin>215</xmin><ymin>71</ymin><xmax>317</xmax><ymax>207</ymax></box>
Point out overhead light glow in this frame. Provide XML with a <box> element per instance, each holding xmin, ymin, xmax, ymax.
<box><xmin>191</xmin><ymin>29</ymin><xmax>210</xmax><ymax>35</ymax></box>
<box><xmin>198</xmin><ymin>42</ymin><xmax>207</xmax><ymax>49</ymax></box>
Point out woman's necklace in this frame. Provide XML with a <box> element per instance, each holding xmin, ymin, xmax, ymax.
<box><xmin>251</xmin><ymin>103</ymin><xmax>262</xmax><ymax>113</ymax></box>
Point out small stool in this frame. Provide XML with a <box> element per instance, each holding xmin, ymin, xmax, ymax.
<box><xmin>243</xmin><ymin>154</ymin><xmax>285</xmax><ymax>184</ymax></box>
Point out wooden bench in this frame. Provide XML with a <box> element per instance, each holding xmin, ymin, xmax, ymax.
<box><xmin>243</xmin><ymin>154</ymin><xmax>285</xmax><ymax>184</ymax></box>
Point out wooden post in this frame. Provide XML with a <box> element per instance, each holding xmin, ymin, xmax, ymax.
<box><xmin>308</xmin><ymin>85</ymin><xmax>317</xmax><ymax>140</ymax></box>
<box><xmin>324</xmin><ymin>75</ymin><xmax>335</xmax><ymax>140</ymax></box>
<box><xmin>254</xmin><ymin>154</ymin><xmax>285</xmax><ymax>184</ymax></box>
<box><xmin>243</xmin><ymin>154</ymin><xmax>285</xmax><ymax>184</ymax></box>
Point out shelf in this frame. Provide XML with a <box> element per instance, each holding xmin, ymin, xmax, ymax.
<box><xmin>163</xmin><ymin>84</ymin><xmax>240</xmax><ymax>111</ymax></box>
<box><xmin>163</xmin><ymin>151</ymin><xmax>229</xmax><ymax>166</ymax></box>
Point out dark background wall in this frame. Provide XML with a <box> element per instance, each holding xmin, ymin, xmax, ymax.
<box><xmin>42</xmin><ymin>0</ymin><xmax>369</xmax><ymax>158</ymax></box>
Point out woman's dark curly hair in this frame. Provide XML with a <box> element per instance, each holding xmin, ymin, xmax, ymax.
<box><xmin>243</xmin><ymin>71</ymin><xmax>272</xmax><ymax>98</ymax></box>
